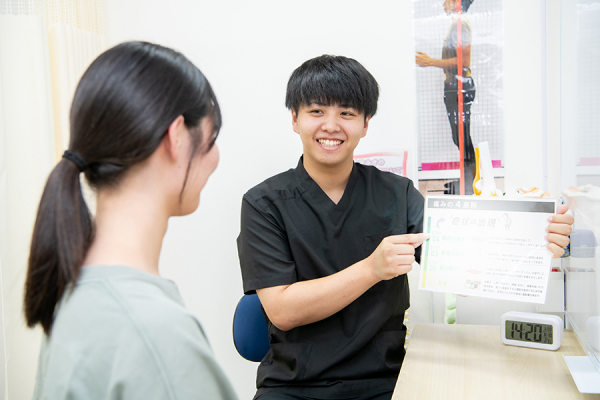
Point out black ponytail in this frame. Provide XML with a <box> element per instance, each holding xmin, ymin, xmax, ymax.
<box><xmin>24</xmin><ymin>41</ymin><xmax>221</xmax><ymax>335</ymax></box>
<box><xmin>25</xmin><ymin>160</ymin><xmax>93</xmax><ymax>334</ymax></box>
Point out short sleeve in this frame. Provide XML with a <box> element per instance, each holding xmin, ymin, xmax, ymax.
<box><xmin>445</xmin><ymin>20</ymin><xmax>472</xmax><ymax>49</ymax></box>
<box><xmin>405</xmin><ymin>180</ymin><xmax>425</xmax><ymax>264</ymax></box>
<box><xmin>137</xmin><ymin>313</ymin><xmax>238</xmax><ymax>400</ymax></box>
<box><xmin>461</xmin><ymin>20</ymin><xmax>472</xmax><ymax>46</ymax></box>
<box><xmin>107</xmin><ymin>281</ymin><xmax>238</xmax><ymax>400</ymax></box>
<box><xmin>237</xmin><ymin>194</ymin><xmax>298</xmax><ymax>294</ymax></box>
<box><xmin>110</xmin><ymin>300</ymin><xmax>238</xmax><ymax>400</ymax></box>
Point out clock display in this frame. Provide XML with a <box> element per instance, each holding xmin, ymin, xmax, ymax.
<box><xmin>505</xmin><ymin>320</ymin><xmax>553</xmax><ymax>344</ymax></box>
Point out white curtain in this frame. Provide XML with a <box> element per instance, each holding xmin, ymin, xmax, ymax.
<box><xmin>0</xmin><ymin>1</ymin><xmax>105</xmax><ymax>398</ymax></box>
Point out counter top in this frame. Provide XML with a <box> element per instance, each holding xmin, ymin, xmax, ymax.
<box><xmin>393</xmin><ymin>323</ymin><xmax>600</xmax><ymax>399</ymax></box>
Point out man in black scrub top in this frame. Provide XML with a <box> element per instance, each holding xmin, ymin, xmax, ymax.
<box><xmin>237</xmin><ymin>55</ymin><xmax>573</xmax><ymax>400</ymax></box>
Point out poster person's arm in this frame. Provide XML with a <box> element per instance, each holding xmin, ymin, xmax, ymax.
<box><xmin>546</xmin><ymin>204</ymin><xmax>573</xmax><ymax>258</ymax></box>
<box><xmin>415</xmin><ymin>45</ymin><xmax>471</xmax><ymax>70</ymax></box>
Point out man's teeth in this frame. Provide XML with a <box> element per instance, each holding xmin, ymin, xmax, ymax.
<box><xmin>318</xmin><ymin>139</ymin><xmax>342</xmax><ymax>147</ymax></box>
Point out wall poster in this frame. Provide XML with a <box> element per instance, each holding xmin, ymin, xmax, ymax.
<box><xmin>413</xmin><ymin>0</ymin><xmax>504</xmax><ymax>194</ymax></box>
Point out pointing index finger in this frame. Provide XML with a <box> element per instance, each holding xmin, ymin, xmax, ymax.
<box><xmin>387</xmin><ymin>233</ymin><xmax>430</xmax><ymax>247</ymax></box>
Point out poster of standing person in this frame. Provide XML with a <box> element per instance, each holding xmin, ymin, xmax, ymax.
<box><xmin>413</xmin><ymin>0</ymin><xmax>504</xmax><ymax>194</ymax></box>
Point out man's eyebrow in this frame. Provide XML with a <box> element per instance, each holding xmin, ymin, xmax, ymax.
<box><xmin>340</xmin><ymin>104</ymin><xmax>361</xmax><ymax>111</ymax></box>
<box><xmin>305</xmin><ymin>101</ymin><xmax>361</xmax><ymax>111</ymax></box>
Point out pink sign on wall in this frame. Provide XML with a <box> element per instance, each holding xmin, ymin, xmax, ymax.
<box><xmin>354</xmin><ymin>151</ymin><xmax>409</xmax><ymax>177</ymax></box>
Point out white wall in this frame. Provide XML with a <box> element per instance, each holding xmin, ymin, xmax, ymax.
<box><xmin>503</xmin><ymin>0</ymin><xmax>545</xmax><ymax>193</ymax></box>
<box><xmin>104</xmin><ymin>1</ymin><xmax>417</xmax><ymax>398</ymax></box>
<box><xmin>103</xmin><ymin>1</ymin><xmax>559</xmax><ymax>398</ymax></box>
<box><xmin>546</xmin><ymin>0</ymin><xmax>562</xmax><ymax>198</ymax></box>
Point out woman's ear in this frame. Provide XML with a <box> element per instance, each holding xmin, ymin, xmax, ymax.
<box><xmin>162</xmin><ymin>115</ymin><xmax>186</xmax><ymax>161</ymax></box>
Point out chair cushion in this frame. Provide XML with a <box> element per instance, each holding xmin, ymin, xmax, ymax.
<box><xmin>233</xmin><ymin>294</ymin><xmax>270</xmax><ymax>362</ymax></box>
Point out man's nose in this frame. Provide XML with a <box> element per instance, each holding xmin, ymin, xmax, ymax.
<box><xmin>321</xmin><ymin>115</ymin><xmax>340</xmax><ymax>133</ymax></box>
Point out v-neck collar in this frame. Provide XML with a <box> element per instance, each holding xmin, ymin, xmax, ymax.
<box><xmin>294</xmin><ymin>156</ymin><xmax>358</xmax><ymax>224</ymax></box>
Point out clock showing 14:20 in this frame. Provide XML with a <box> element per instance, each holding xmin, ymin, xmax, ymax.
<box><xmin>501</xmin><ymin>311</ymin><xmax>563</xmax><ymax>351</ymax></box>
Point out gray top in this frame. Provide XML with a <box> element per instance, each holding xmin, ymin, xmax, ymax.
<box><xmin>442</xmin><ymin>18</ymin><xmax>472</xmax><ymax>83</ymax></box>
<box><xmin>33</xmin><ymin>265</ymin><xmax>237</xmax><ymax>400</ymax></box>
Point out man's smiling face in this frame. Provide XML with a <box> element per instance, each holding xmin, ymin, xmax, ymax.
<box><xmin>292</xmin><ymin>103</ymin><xmax>370</xmax><ymax>170</ymax></box>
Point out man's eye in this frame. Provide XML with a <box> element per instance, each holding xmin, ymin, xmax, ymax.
<box><xmin>341</xmin><ymin>112</ymin><xmax>355</xmax><ymax>116</ymax></box>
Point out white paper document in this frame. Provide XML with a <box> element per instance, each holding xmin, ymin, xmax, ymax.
<box><xmin>419</xmin><ymin>196</ymin><xmax>557</xmax><ymax>304</ymax></box>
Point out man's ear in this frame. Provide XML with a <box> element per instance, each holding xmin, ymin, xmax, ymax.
<box><xmin>361</xmin><ymin>116</ymin><xmax>371</xmax><ymax>138</ymax></box>
<box><xmin>162</xmin><ymin>115</ymin><xmax>186</xmax><ymax>161</ymax></box>
<box><xmin>292</xmin><ymin>109</ymin><xmax>299</xmax><ymax>134</ymax></box>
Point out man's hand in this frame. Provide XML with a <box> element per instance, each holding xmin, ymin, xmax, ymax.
<box><xmin>367</xmin><ymin>233</ymin><xmax>429</xmax><ymax>281</ymax></box>
<box><xmin>547</xmin><ymin>205</ymin><xmax>574</xmax><ymax>258</ymax></box>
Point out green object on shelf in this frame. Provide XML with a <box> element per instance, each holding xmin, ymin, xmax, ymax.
<box><xmin>444</xmin><ymin>308</ymin><xmax>456</xmax><ymax>324</ymax></box>
<box><xmin>445</xmin><ymin>293</ymin><xmax>457</xmax><ymax>324</ymax></box>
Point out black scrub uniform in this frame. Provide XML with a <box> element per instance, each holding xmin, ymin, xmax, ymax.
<box><xmin>237</xmin><ymin>157</ymin><xmax>424</xmax><ymax>400</ymax></box>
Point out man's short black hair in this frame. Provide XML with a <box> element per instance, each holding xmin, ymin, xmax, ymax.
<box><xmin>285</xmin><ymin>55</ymin><xmax>379</xmax><ymax>118</ymax></box>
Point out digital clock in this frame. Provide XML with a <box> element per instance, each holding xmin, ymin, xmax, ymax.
<box><xmin>501</xmin><ymin>311</ymin><xmax>563</xmax><ymax>351</ymax></box>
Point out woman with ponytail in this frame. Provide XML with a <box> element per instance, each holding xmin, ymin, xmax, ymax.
<box><xmin>24</xmin><ymin>41</ymin><xmax>237</xmax><ymax>399</ymax></box>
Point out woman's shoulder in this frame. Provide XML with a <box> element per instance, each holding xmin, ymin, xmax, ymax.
<box><xmin>49</xmin><ymin>266</ymin><xmax>209</xmax><ymax>361</ymax></box>
<box><xmin>43</xmin><ymin>267</ymin><xmax>237</xmax><ymax>399</ymax></box>
<box><xmin>73</xmin><ymin>266</ymin><xmax>209</xmax><ymax>344</ymax></box>
<box><xmin>99</xmin><ymin>274</ymin><xmax>237</xmax><ymax>399</ymax></box>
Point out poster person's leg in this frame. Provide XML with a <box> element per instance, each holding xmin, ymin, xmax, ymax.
<box><xmin>462</xmin><ymin>79</ymin><xmax>476</xmax><ymax>195</ymax></box>
<box><xmin>444</xmin><ymin>82</ymin><xmax>476</xmax><ymax>195</ymax></box>
<box><xmin>444</xmin><ymin>84</ymin><xmax>461</xmax><ymax>195</ymax></box>
<box><xmin>444</xmin><ymin>83</ymin><xmax>460</xmax><ymax>148</ymax></box>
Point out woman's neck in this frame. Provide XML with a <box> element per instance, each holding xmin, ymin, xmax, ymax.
<box><xmin>82</xmin><ymin>187</ymin><xmax>169</xmax><ymax>276</ymax></box>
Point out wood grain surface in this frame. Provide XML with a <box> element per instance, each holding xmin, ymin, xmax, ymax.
<box><xmin>393</xmin><ymin>323</ymin><xmax>600</xmax><ymax>399</ymax></box>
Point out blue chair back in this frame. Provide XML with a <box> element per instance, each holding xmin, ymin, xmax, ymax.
<box><xmin>233</xmin><ymin>294</ymin><xmax>270</xmax><ymax>362</ymax></box>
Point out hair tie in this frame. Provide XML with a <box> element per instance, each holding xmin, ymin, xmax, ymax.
<box><xmin>62</xmin><ymin>150</ymin><xmax>89</xmax><ymax>172</ymax></box>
